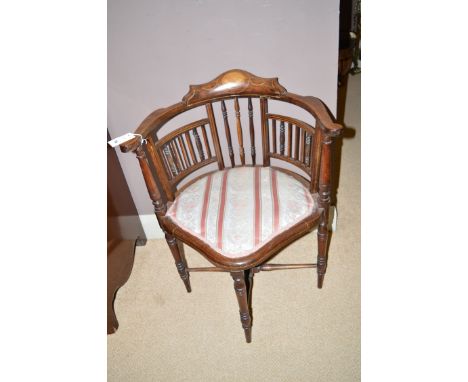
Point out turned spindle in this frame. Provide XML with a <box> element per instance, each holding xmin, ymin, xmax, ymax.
<box><xmin>177</xmin><ymin>135</ymin><xmax>191</xmax><ymax>168</ymax></box>
<box><xmin>221</xmin><ymin>100</ymin><xmax>235</xmax><ymax>167</ymax></box>
<box><xmin>234</xmin><ymin>97</ymin><xmax>245</xmax><ymax>165</ymax></box>
<box><xmin>205</xmin><ymin>102</ymin><xmax>225</xmax><ymax>170</ymax></box>
<box><xmin>200</xmin><ymin>124</ymin><xmax>212</xmax><ymax>159</ymax></box>
<box><xmin>304</xmin><ymin>134</ymin><xmax>312</xmax><ymax>166</ymax></box>
<box><xmin>184</xmin><ymin>131</ymin><xmax>197</xmax><ymax>164</ymax></box>
<box><xmin>248</xmin><ymin>97</ymin><xmax>256</xmax><ymax>164</ymax></box>
<box><xmin>279</xmin><ymin>121</ymin><xmax>285</xmax><ymax>155</ymax></box>
<box><xmin>192</xmin><ymin>128</ymin><xmax>205</xmax><ymax>161</ymax></box>
<box><xmin>260</xmin><ymin>97</ymin><xmax>270</xmax><ymax>166</ymax></box>
<box><xmin>163</xmin><ymin>145</ymin><xmax>178</xmax><ymax>177</ymax></box>
<box><xmin>272</xmin><ymin>119</ymin><xmax>277</xmax><ymax>153</ymax></box>
<box><xmin>294</xmin><ymin>124</ymin><xmax>300</xmax><ymax>160</ymax></box>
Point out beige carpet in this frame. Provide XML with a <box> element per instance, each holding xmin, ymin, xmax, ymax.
<box><xmin>108</xmin><ymin>74</ymin><xmax>360</xmax><ymax>382</ymax></box>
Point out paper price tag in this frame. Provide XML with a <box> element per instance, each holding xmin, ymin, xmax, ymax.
<box><xmin>108</xmin><ymin>133</ymin><xmax>137</xmax><ymax>148</ymax></box>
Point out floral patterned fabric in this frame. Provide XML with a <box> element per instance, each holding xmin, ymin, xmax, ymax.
<box><xmin>166</xmin><ymin>167</ymin><xmax>315</xmax><ymax>259</ymax></box>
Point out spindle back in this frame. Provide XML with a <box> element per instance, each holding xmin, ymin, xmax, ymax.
<box><xmin>120</xmin><ymin>69</ymin><xmax>342</xmax><ymax>203</ymax></box>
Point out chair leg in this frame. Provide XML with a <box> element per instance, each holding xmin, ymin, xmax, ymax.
<box><xmin>231</xmin><ymin>271</ymin><xmax>253</xmax><ymax>343</ymax></box>
<box><xmin>246</xmin><ymin>269</ymin><xmax>254</xmax><ymax>307</ymax></box>
<box><xmin>317</xmin><ymin>213</ymin><xmax>330</xmax><ymax>289</ymax></box>
<box><xmin>165</xmin><ymin>233</ymin><xmax>191</xmax><ymax>293</ymax></box>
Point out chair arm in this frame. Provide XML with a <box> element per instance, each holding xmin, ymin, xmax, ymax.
<box><xmin>285</xmin><ymin>93</ymin><xmax>343</xmax><ymax>137</ymax></box>
<box><xmin>119</xmin><ymin>103</ymin><xmax>187</xmax><ymax>153</ymax></box>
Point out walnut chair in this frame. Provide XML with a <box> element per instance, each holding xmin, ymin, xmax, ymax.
<box><xmin>118</xmin><ymin>69</ymin><xmax>343</xmax><ymax>343</ymax></box>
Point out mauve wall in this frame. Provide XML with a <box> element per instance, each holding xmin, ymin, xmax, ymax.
<box><xmin>108</xmin><ymin>0</ymin><xmax>339</xmax><ymax>215</ymax></box>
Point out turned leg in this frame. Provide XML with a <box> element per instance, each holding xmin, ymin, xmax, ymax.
<box><xmin>316</xmin><ymin>132</ymin><xmax>333</xmax><ymax>289</ymax></box>
<box><xmin>245</xmin><ymin>269</ymin><xmax>254</xmax><ymax>307</ymax></box>
<box><xmin>165</xmin><ymin>233</ymin><xmax>191</xmax><ymax>293</ymax></box>
<box><xmin>231</xmin><ymin>271</ymin><xmax>253</xmax><ymax>343</ymax></box>
<box><xmin>317</xmin><ymin>212</ymin><xmax>330</xmax><ymax>288</ymax></box>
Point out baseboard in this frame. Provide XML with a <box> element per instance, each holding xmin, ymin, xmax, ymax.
<box><xmin>138</xmin><ymin>214</ymin><xmax>165</xmax><ymax>239</ymax></box>
<box><xmin>330</xmin><ymin>205</ymin><xmax>338</xmax><ymax>232</ymax></box>
<box><xmin>137</xmin><ymin>206</ymin><xmax>336</xmax><ymax>241</ymax></box>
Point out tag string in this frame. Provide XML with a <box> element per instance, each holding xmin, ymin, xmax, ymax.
<box><xmin>133</xmin><ymin>134</ymin><xmax>147</xmax><ymax>145</ymax></box>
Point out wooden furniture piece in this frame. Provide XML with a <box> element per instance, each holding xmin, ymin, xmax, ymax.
<box><xmin>118</xmin><ymin>70</ymin><xmax>343</xmax><ymax>342</ymax></box>
<box><xmin>108</xmin><ymin>130</ymin><xmax>146</xmax><ymax>334</ymax></box>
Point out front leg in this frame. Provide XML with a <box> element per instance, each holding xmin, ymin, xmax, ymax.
<box><xmin>165</xmin><ymin>233</ymin><xmax>191</xmax><ymax>293</ymax></box>
<box><xmin>231</xmin><ymin>271</ymin><xmax>253</xmax><ymax>343</ymax></box>
<box><xmin>317</xmin><ymin>211</ymin><xmax>329</xmax><ymax>288</ymax></box>
<box><xmin>317</xmin><ymin>133</ymin><xmax>332</xmax><ymax>288</ymax></box>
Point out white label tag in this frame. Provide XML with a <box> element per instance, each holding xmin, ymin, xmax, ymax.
<box><xmin>108</xmin><ymin>133</ymin><xmax>137</xmax><ymax>148</ymax></box>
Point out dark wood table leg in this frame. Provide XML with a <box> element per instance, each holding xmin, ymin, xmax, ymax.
<box><xmin>107</xmin><ymin>239</ymin><xmax>138</xmax><ymax>334</ymax></box>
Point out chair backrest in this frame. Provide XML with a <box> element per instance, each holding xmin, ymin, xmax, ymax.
<box><xmin>120</xmin><ymin>69</ymin><xmax>342</xmax><ymax>204</ymax></box>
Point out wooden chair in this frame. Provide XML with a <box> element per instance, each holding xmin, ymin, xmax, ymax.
<box><xmin>118</xmin><ymin>69</ymin><xmax>343</xmax><ymax>342</ymax></box>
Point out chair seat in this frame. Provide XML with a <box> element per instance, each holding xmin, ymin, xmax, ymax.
<box><xmin>166</xmin><ymin>167</ymin><xmax>316</xmax><ymax>259</ymax></box>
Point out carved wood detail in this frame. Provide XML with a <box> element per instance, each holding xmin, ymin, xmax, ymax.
<box><xmin>182</xmin><ymin>69</ymin><xmax>287</xmax><ymax>106</ymax></box>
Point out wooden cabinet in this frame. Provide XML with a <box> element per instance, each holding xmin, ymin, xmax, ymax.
<box><xmin>107</xmin><ymin>130</ymin><xmax>146</xmax><ymax>334</ymax></box>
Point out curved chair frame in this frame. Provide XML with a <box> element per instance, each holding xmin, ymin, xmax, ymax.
<box><xmin>118</xmin><ymin>69</ymin><xmax>343</xmax><ymax>342</ymax></box>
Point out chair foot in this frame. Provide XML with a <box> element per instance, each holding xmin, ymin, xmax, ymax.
<box><xmin>165</xmin><ymin>234</ymin><xmax>191</xmax><ymax>293</ymax></box>
<box><xmin>231</xmin><ymin>271</ymin><xmax>253</xmax><ymax>343</ymax></box>
<box><xmin>176</xmin><ymin>262</ymin><xmax>192</xmax><ymax>293</ymax></box>
<box><xmin>243</xmin><ymin>322</ymin><xmax>252</xmax><ymax>343</ymax></box>
<box><xmin>317</xmin><ymin>273</ymin><xmax>325</xmax><ymax>289</ymax></box>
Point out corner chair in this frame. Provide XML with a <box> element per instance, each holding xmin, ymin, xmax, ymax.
<box><xmin>118</xmin><ymin>69</ymin><xmax>343</xmax><ymax>342</ymax></box>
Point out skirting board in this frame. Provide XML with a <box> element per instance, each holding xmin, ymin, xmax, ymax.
<box><xmin>137</xmin><ymin>206</ymin><xmax>337</xmax><ymax>240</ymax></box>
<box><xmin>138</xmin><ymin>214</ymin><xmax>165</xmax><ymax>239</ymax></box>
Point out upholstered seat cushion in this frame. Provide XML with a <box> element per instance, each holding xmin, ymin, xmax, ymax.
<box><xmin>166</xmin><ymin>167</ymin><xmax>316</xmax><ymax>259</ymax></box>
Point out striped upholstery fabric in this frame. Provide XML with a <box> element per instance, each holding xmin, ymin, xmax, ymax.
<box><xmin>167</xmin><ymin>167</ymin><xmax>315</xmax><ymax>258</ymax></box>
